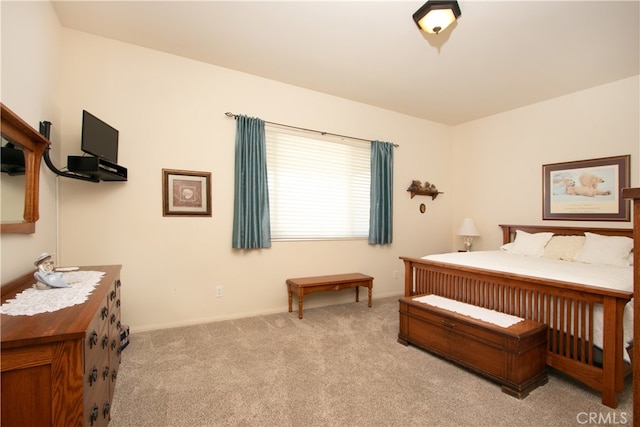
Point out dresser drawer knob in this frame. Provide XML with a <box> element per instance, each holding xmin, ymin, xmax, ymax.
<box><xmin>88</xmin><ymin>367</ymin><xmax>98</xmax><ymax>386</ymax></box>
<box><xmin>90</xmin><ymin>404</ymin><xmax>99</xmax><ymax>425</ymax></box>
<box><xmin>112</xmin><ymin>369</ymin><xmax>118</xmax><ymax>381</ymax></box>
<box><xmin>101</xmin><ymin>306</ymin><xmax>109</xmax><ymax>320</ymax></box>
<box><xmin>111</xmin><ymin>339</ymin><xmax>117</xmax><ymax>351</ymax></box>
<box><xmin>110</xmin><ymin>313</ymin><xmax>117</xmax><ymax>325</ymax></box>
<box><xmin>88</xmin><ymin>331</ymin><xmax>98</xmax><ymax>348</ymax></box>
<box><xmin>102</xmin><ymin>335</ymin><xmax>109</xmax><ymax>349</ymax></box>
<box><xmin>103</xmin><ymin>366</ymin><xmax>110</xmax><ymax>380</ymax></box>
<box><xmin>103</xmin><ymin>402</ymin><xmax>111</xmax><ymax>419</ymax></box>
<box><xmin>110</xmin><ymin>290</ymin><xmax>117</xmax><ymax>301</ymax></box>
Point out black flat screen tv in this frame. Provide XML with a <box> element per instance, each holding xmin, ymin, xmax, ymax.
<box><xmin>81</xmin><ymin>110</ymin><xmax>119</xmax><ymax>164</ymax></box>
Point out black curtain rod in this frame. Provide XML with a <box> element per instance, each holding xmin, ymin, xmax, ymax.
<box><xmin>225</xmin><ymin>112</ymin><xmax>399</xmax><ymax>148</ymax></box>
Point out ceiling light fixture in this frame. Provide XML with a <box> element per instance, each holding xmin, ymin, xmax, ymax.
<box><xmin>413</xmin><ymin>0</ymin><xmax>461</xmax><ymax>34</ymax></box>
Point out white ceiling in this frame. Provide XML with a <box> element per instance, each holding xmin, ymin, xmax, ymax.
<box><xmin>51</xmin><ymin>1</ymin><xmax>639</xmax><ymax>126</ymax></box>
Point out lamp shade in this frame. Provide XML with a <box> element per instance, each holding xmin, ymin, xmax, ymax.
<box><xmin>457</xmin><ymin>218</ymin><xmax>479</xmax><ymax>237</ymax></box>
<box><xmin>413</xmin><ymin>0</ymin><xmax>462</xmax><ymax>34</ymax></box>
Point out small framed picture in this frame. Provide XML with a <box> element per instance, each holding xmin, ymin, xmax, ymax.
<box><xmin>162</xmin><ymin>169</ymin><xmax>212</xmax><ymax>217</ymax></box>
<box><xmin>542</xmin><ymin>155</ymin><xmax>630</xmax><ymax>221</ymax></box>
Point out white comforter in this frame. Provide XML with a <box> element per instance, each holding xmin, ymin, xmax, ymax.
<box><xmin>420</xmin><ymin>251</ymin><xmax>634</xmax><ymax>362</ymax></box>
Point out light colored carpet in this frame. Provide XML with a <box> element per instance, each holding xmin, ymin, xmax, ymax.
<box><xmin>109</xmin><ymin>296</ymin><xmax>633</xmax><ymax>426</ymax></box>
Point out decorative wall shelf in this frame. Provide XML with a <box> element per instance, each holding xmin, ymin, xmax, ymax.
<box><xmin>407</xmin><ymin>189</ymin><xmax>443</xmax><ymax>200</ymax></box>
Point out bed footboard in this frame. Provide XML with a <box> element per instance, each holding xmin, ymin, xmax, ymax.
<box><xmin>400</xmin><ymin>256</ymin><xmax>632</xmax><ymax>409</ymax></box>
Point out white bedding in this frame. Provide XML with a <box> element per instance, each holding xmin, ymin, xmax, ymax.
<box><xmin>420</xmin><ymin>251</ymin><xmax>634</xmax><ymax>362</ymax></box>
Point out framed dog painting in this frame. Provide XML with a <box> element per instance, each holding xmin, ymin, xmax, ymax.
<box><xmin>542</xmin><ymin>155</ymin><xmax>630</xmax><ymax>221</ymax></box>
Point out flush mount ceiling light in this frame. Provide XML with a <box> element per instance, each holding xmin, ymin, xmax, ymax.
<box><xmin>413</xmin><ymin>0</ymin><xmax>461</xmax><ymax>34</ymax></box>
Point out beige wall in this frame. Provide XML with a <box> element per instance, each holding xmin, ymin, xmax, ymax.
<box><xmin>451</xmin><ymin>76</ymin><xmax>639</xmax><ymax>250</ymax></box>
<box><xmin>56</xmin><ymin>30</ymin><xmax>453</xmax><ymax>331</ymax></box>
<box><xmin>1</xmin><ymin>1</ymin><xmax>60</xmax><ymax>282</ymax></box>
<box><xmin>2</xmin><ymin>4</ymin><xmax>638</xmax><ymax>333</ymax></box>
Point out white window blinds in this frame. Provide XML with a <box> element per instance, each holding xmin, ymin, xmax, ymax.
<box><xmin>265</xmin><ymin>126</ymin><xmax>370</xmax><ymax>240</ymax></box>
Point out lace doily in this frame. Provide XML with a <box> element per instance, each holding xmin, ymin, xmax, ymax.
<box><xmin>0</xmin><ymin>270</ymin><xmax>106</xmax><ymax>316</ymax></box>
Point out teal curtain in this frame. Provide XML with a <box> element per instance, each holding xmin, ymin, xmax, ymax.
<box><xmin>232</xmin><ymin>115</ymin><xmax>271</xmax><ymax>249</ymax></box>
<box><xmin>369</xmin><ymin>140</ymin><xmax>394</xmax><ymax>245</ymax></box>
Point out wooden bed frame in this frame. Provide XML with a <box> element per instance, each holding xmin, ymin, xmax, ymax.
<box><xmin>400</xmin><ymin>224</ymin><xmax>633</xmax><ymax>409</ymax></box>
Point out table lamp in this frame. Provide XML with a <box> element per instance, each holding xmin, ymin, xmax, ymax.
<box><xmin>457</xmin><ymin>218</ymin><xmax>480</xmax><ymax>251</ymax></box>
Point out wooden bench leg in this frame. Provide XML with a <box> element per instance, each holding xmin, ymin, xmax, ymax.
<box><xmin>298</xmin><ymin>291</ymin><xmax>304</xmax><ymax>319</ymax></box>
<box><xmin>355</xmin><ymin>286</ymin><xmax>359</xmax><ymax>303</ymax></box>
<box><xmin>288</xmin><ymin>286</ymin><xmax>293</xmax><ymax>313</ymax></box>
<box><xmin>368</xmin><ymin>285</ymin><xmax>372</xmax><ymax>308</ymax></box>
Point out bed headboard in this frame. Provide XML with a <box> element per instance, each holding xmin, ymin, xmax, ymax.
<box><xmin>499</xmin><ymin>224</ymin><xmax>633</xmax><ymax>244</ymax></box>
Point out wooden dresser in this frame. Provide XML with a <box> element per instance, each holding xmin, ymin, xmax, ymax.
<box><xmin>1</xmin><ymin>265</ymin><xmax>122</xmax><ymax>427</ymax></box>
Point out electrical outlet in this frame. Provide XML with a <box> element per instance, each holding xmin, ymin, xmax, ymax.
<box><xmin>393</xmin><ymin>270</ymin><xmax>399</xmax><ymax>280</ymax></box>
<box><xmin>215</xmin><ymin>286</ymin><xmax>224</xmax><ymax>298</ymax></box>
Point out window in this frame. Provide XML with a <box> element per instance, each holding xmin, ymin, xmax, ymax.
<box><xmin>265</xmin><ymin>126</ymin><xmax>370</xmax><ymax>240</ymax></box>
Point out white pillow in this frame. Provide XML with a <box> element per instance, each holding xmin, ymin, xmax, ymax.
<box><xmin>500</xmin><ymin>242</ymin><xmax>513</xmax><ymax>252</ymax></box>
<box><xmin>542</xmin><ymin>235</ymin><xmax>585</xmax><ymax>261</ymax></box>
<box><xmin>510</xmin><ymin>230</ymin><xmax>554</xmax><ymax>257</ymax></box>
<box><xmin>573</xmin><ymin>232</ymin><xmax>633</xmax><ymax>267</ymax></box>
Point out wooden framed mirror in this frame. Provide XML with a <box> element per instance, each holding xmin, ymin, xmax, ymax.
<box><xmin>1</xmin><ymin>103</ymin><xmax>50</xmax><ymax>234</ymax></box>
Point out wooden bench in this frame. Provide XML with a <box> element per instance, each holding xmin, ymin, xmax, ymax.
<box><xmin>286</xmin><ymin>273</ymin><xmax>373</xmax><ymax>319</ymax></box>
<box><xmin>398</xmin><ymin>296</ymin><xmax>548</xmax><ymax>398</ymax></box>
